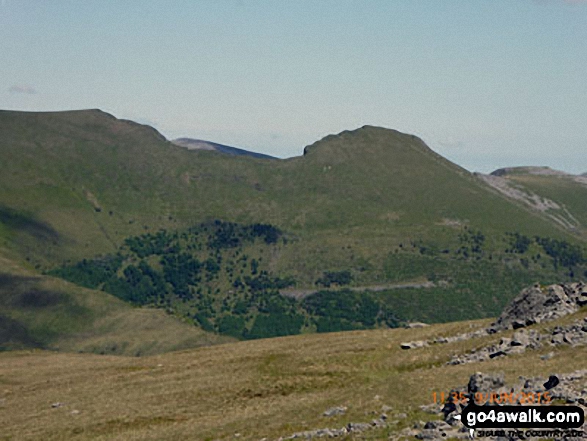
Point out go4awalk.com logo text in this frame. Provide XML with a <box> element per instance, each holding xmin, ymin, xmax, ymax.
<box><xmin>457</xmin><ymin>403</ymin><xmax>585</xmax><ymax>439</ymax></box>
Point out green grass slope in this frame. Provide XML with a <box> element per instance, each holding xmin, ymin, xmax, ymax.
<box><xmin>501</xmin><ymin>169</ymin><xmax>587</xmax><ymax>238</ymax></box>
<box><xmin>0</xmin><ymin>110</ymin><xmax>575</xmax><ymax>267</ymax></box>
<box><xmin>1</xmin><ymin>109</ymin><xmax>585</xmax><ymax>337</ymax></box>
<box><xmin>0</xmin><ymin>252</ymin><xmax>231</xmax><ymax>355</ymax></box>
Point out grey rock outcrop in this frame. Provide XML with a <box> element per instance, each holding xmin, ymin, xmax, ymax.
<box><xmin>278</xmin><ymin>412</ymin><xmax>389</xmax><ymax>439</ymax></box>
<box><xmin>490</xmin><ymin>282</ymin><xmax>587</xmax><ymax>332</ymax></box>
<box><xmin>467</xmin><ymin>372</ymin><xmax>505</xmax><ymax>394</ymax></box>
<box><xmin>449</xmin><ymin>318</ymin><xmax>586</xmax><ymax>365</ymax></box>
<box><xmin>401</xmin><ymin>329</ymin><xmax>489</xmax><ymax>351</ymax></box>
<box><xmin>322</xmin><ymin>406</ymin><xmax>346</xmax><ymax>417</ymax></box>
<box><xmin>400</xmin><ymin>340</ymin><xmax>428</xmax><ymax>350</ymax></box>
<box><xmin>401</xmin><ymin>281</ymin><xmax>587</xmax><ymax>364</ymax></box>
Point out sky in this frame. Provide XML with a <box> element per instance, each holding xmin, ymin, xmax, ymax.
<box><xmin>1</xmin><ymin>0</ymin><xmax>586</xmax><ymax>173</ymax></box>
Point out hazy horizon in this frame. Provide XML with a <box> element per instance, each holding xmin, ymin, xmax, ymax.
<box><xmin>2</xmin><ymin>0</ymin><xmax>586</xmax><ymax>174</ymax></box>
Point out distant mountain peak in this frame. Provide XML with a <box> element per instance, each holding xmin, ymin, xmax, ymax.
<box><xmin>171</xmin><ymin>138</ymin><xmax>276</xmax><ymax>160</ymax></box>
<box><xmin>490</xmin><ymin>166</ymin><xmax>567</xmax><ymax>177</ymax></box>
<box><xmin>302</xmin><ymin>125</ymin><xmax>431</xmax><ymax>161</ymax></box>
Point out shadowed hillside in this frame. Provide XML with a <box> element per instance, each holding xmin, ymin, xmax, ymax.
<box><xmin>0</xmin><ymin>252</ymin><xmax>231</xmax><ymax>355</ymax></box>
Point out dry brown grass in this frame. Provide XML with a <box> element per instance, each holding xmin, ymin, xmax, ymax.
<box><xmin>0</xmin><ymin>311</ymin><xmax>585</xmax><ymax>441</ymax></box>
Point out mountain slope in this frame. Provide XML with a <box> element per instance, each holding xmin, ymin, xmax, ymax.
<box><xmin>0</xmin><ymin>110</ymin><xmax>575</xmax><ymax>265</ymax></box>
<box><xmin>172</xmin><ymin>137</ymin><xmax>276</xmax><ymax>159</ymax></box>
<box><xmin>0</xmin><ymin>251</ymin><xmax>231</xmax><ymax>354</ymax></box>
<box><xmin>1</xmin><ymin>109</ymin><xmax>585</xmax><ymax>335</ymax></box>
<box><xmin>477</xmin><ymin>166</ymin><xmax>587</xmax><ymax>238</ymax></box>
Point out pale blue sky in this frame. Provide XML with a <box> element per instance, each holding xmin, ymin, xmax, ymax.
<box><xmin>1</xmin><ymin>0</ymin><xmax>586</xmax><ymax>173</ymax></box>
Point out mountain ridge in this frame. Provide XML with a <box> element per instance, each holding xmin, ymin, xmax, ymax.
<box><xmin>172</xmin><ymin>137</ymin><xmax>276</xmax><ymax>160</ymax></box>
<box><xmin>490</xmin><ymin>166</ymin><xmax>584</xmax><ymax>178</ymax></box>
<box><xmin>0</xmin><ymin>107</ymin><xmax>580</xmax><ymax>267</ymax></box>
<box><xmin>1</xmin><ymin>108</ymin><xmax>586</xmax><ymax>343</ymax></box>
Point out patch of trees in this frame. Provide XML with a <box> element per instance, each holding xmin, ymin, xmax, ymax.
<box><xmin>247</xmin><ymin>312</ymin><xmax>304</xmax><ymax>339</ymax></box>
<box><xmin>457</xmin><ymin>229</ymin><xmax>485</xmax><ymax>257</ymax></box>
<box><xmin>302</xmin><ymin>290</ymin><xmax>398</xmax><ymax>330</ymax></box>
<box><xmin>124</xmin><ymin>230</ymin><xmax>177</xmax><ymax>258</ymax></box>
<box><xmin>244</xmin><ymin>271</ymin><xmax>295</xmax><ymax>293</ymax></box>
<box><xmin>208</xmin><ymin>221</ymin><xmax>242</xmax><ymax>249</ymax></box>
<box><xmin>193</xmin><ymin>312</ymin><xmax>214</xmax><ymax>332</ymax></box>
<box><xmin>505</xmin><ymin>232</ymin><xmax>532</xmax><ymax>254</ymax></box>
<box><xmin>103</xmin><ymin>261</ymin><xmax>166</xmax><ymax>304</ymax></box>
<box><xmin>248</xmin><ymin>223</ymin><xmax>282</xmax><ymax>244</ymax></box>
<box><xmin>217</xmin><ymin>315</ymin><xmax>247</xmax><ymax>339</ymax></box>
<box><xmin>255</xmin><ymin>291</ymin><xmax>297</xmax><ymax>315</ymax></box>
<box><xmin>204</xmin><ymin>258</ymin><xmax>221</xmax><ymax>275</ymax></box>
<box><xmin>535</xmin><ymin>237</ymin><xmax>585</xmax><ymax>269</ymax></box>
<box><xmin>315</xmin><ymin>270</ymin><xmax>353</xmax><ymax>287</ymax></box>
<box><xmin>314</xmin><ymin>316</ymin><xmax>360</xmax><ymax>333</ymax></box>
<box><xmin>207</xmin><ymin>220</ymin><xmax>282</xmax><ymax>250</ymax></box>
<box><xmin>417</xmin><ymin>243</ymin><xmax>441</xmax><ymax>256</ymax></box>
<box><xmin>48</xmin><ymin>255</ymin><xmax>122</xmax><ymax>289</ymax></box>
<box><xmin>49</xmin><ymin>219</ymin><xmax>406</xmax><ymax>342</ymax></box>
<box><xmin>161</xmin><ymin>253</ymin><xmax>202</xmax><ymax>299</ymax></box>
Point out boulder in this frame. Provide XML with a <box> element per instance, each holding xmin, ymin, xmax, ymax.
<box><xmin>491</xmin><ymin>282</ymin><xmax>585</xmax><ymax>331</ymax></box>
<box><xmin>400</xmin><ymin>340</ymin><xmax>428</xmax><ymax>350</ymax></box>
<box><xmin>510</xmin><ymin>330</ymin><xmax>529</xmax><ymax>347</ymax></box>
<box><xmin>346</xmin><ymin>422</ymin><xmax>371</xmax><ymax>433</ymax></box>
<box><xmin>405</xmin><ymin>322</ymin><xmax>429</xmax><ymax>329</ymax></box>
<box><xmin>467</xmin><ymin>372</ymin><xmax>505</xmax><ymax>394</ymax></box>
<box><xmin>323</xmin><ymin>406</ymin><xmax>347</xmax><ymax>417</ymax></box>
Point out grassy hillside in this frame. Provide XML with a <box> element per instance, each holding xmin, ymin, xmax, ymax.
<box><xmin>0</xmin><ymin>308</ymin><xmax>585</xmax><ymax>440</ymax></box>
<box><xmin>44</xmin><ymin>218</ymin><xmax>587</xmax><ymax>341</ymax></box>
<box><xmin>505</xmin><ymin>171</ymin><xmax>587</xmax><ymax>237</ymax></box>
<box><xmin>0</xmin><ymin>109</ymin><xmax>575</xmax><ymax>267</ymax></box>
<box><xmin>1</xmin><ymin>109</ymin><xmax>586</xmax><ymax>341</ymax></box>
<box><xmin>0</xmin><ymin>252</ymin><xmax>231</xmax><ymax>355</ymax></box>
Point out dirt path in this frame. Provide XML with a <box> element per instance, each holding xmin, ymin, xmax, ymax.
<box><xmin>280</xmin><ymin>280</ymin><xmax>438</xmax><ymax>300</ymax></box>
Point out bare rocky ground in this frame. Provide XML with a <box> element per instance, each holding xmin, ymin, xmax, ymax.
<box><xmin>397</xmin><ymin>282</ymin><xmax>587</xmax><ymax>441</ymax></box>
<box><xmin>476</xmin><ymin>172</ymin><xmax>583</xmax><ymax>232</ymax></box>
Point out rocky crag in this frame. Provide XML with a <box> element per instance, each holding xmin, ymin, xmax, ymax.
<box><xmin>490</xmin><ymin>283</ymin><xmax>587</xmax><ymax>332</ymax></box>
<box><xmin>394</xmin><ymin>281</ymin><xmax>587</xmax><ymax>440</ymax></box>
<box><xmin>401</xmin><ymin>282</ymin><xmax>587</xmax><ymax>363</ymax></box>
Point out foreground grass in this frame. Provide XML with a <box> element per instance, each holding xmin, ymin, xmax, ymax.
<box><xmin>1</xmin><ymin>310</ymin><xmax>586</xmax><ymax>441</ymax></box>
